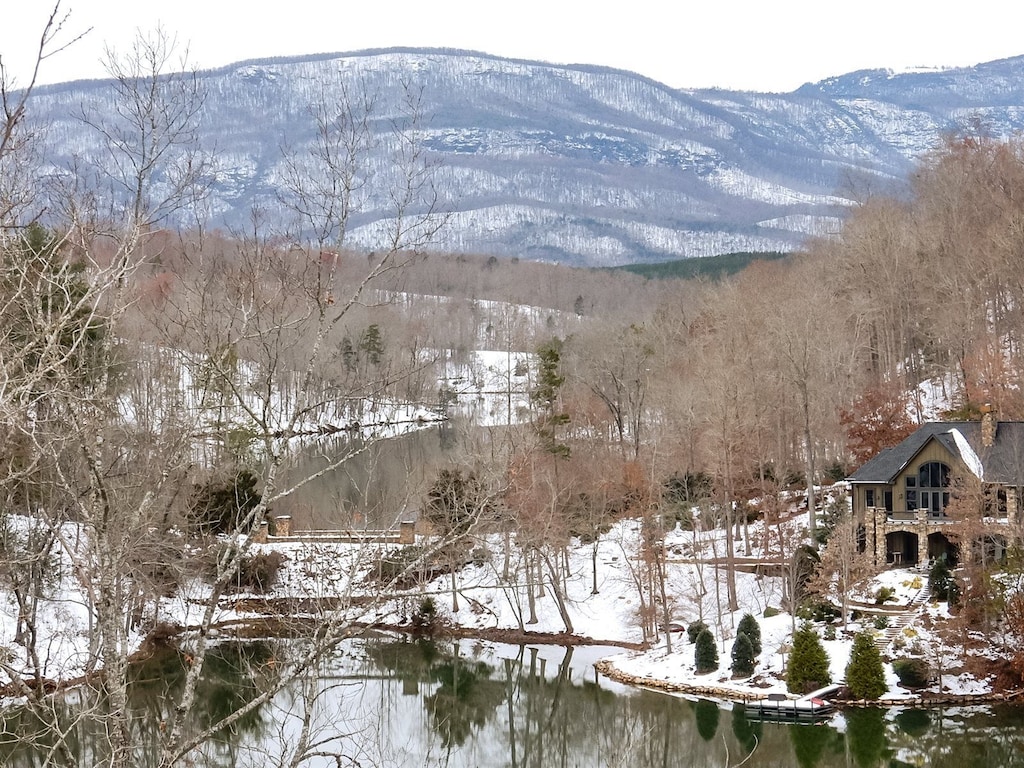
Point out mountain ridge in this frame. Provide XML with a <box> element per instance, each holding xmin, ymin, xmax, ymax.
<box><xmin>22</xmin><ymin>48</ymin><xmax>1024</xmax><ymax>266</ymax></box>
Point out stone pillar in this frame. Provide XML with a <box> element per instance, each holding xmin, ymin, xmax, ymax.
<box><xmin>275</xmin><ymin>515</ymin><xmax>292</xmax><ymax>537</ymax></box>
<box><xmin>873</xmin><ymin>508</ymin><xmax>887</xmax><ymax>566</ymax></box>
<box><xmin>981</xmin><ymin>404</ymin><xmax>996</xmax><ymax>448</ymax></box>
<box><xmin>252</xmin><ymin>520</ymin><xmax>268</xmax><ymax>544</ymax></box>
<box><xmin>399</xmin><ymin>521</ymin><xmax>415</xmax><ymax>545</ymax></box>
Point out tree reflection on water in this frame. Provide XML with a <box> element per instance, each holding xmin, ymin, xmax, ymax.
<box><xmin>5</xmin><ymin>635</ymin><xmax>1024</xmax><ymax>767</ymax></box>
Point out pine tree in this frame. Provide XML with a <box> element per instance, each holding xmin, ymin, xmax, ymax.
<box><xmin>695</xmin><ymin>628</ymin><xmax>719</xmax><ymax>674</ymax></box>
<box><xmin>845</xmin><ymin>631</ymin><xmax>887</xmax><ymax>700</ymax></box>
<box><xmin>787</xmin><ymin>622</ymin><xmax>831</xmax><ymax>694</ymax></box>
<box><xmin>359</xmin><ymin>323</ymin><xmax>385</xmax><ymax>366</ymax></box>
<box><xmin>730</xmin><ymin>632</ymin><xmax>755</xmax><ymax>678</ymax></box>
<box><xmin>736</xmin><ymin>613</ymin><xmax>762</xmax><ymax>656</ymax></box>
<box><xmin>531</xmin><ymin>338</ymin><xmax>570</xmax><ymax>458</ymax></box>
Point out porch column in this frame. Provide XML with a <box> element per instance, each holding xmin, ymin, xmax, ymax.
<box><xmin>873</xmin><ymin>508</ymin><xmax>886</xmax><ymax>566</ymax></box>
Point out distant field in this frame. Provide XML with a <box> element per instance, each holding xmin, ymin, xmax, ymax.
<box><xmin>611</xmin><ymin>251</ymin><xmax>791</xmax><ymax>280</ymax></box>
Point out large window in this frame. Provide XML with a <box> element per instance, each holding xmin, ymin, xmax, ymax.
<box><xmin>917</xmin><ymin>461</ymin><xmax>950</xmax><ymax>517</ymax></box>
<box><xmin>905</xmin><ymin>475</ymin><xmax>917</xmax><ymax>510</ymax></box>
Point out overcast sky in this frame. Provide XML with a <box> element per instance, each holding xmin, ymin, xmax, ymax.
<box><xmin>3</xmin><ymin>0</ymin><xmax>1024</xmax><ymax>93</ymax></box>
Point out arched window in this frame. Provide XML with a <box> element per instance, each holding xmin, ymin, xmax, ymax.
<box><xmin>917</xmin><ymin>461</ymin><xmax>950</xmax><ymax>517</ymax></box>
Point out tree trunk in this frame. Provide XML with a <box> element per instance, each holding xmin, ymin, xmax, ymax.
<box><xmin>540</xmin><ymin>550</ymin><xmax>574</xmax><ymax>634</ymax></box>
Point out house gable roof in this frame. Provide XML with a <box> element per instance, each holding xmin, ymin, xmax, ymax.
<box><xmin>847</xmin><ymin>421</ymin><xmax>1024</xmax><ymax>486</ymax></box>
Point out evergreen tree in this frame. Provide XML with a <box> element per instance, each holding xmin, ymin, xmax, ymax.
<box><xmin>687</xmin><ymin>620</ymin><xmax>709</xmax><ymax>644</ymax></box>
<box><xmin>11</xmin><ymin>224</ymin><xmax>106</xmax><ymax>388</ymax></box>
<box><xmin>531</xmin><ymin>338</ymin><xmax>570</xmax><ymax>458</ymax></box>
<box><xmin>694</xmin><ymin>628</ymin><xmax>719</xmax><ymax>674</ymax></box>
<box><xmin>359</xmin><ymin>323</ymin><xmax>385</xmax><ymax>366</ymax></box>
<box><xmin>730</xmin><ymin>632</ymin><xmax>755</xmax><ymax>677</ymax></box>
<box><xmin>786</xmin><ymin>622</ymin><xmax>831</xmax><ymax>694</ymax></box>
<box><xmin>339</xmin><ymin>336</ymin><xmax>357</xmax><ymax>372</ymax></box>
<box><xmin>737</xmin><ymin>613</ymin><xmax>762</xmax><ymax>656</ymax></box>
<box><xmin>928</xmin><ymin>555</ymin><xmax>959</xmax><ymax>603</ymax></box>
<box><xmin>845</xmin><ymin>631</ymin><xmax>887</xmax><ymax>700</ymax></box>
<box><xmin>190</xmin><ymin>468</ymin><xmax>263</xmax><ymax>535</ymax></box>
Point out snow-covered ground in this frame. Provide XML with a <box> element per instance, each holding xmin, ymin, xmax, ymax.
<box><xmin>0</xmin><ymin>485</ymin><xmax>1006</xmax><ymax>708</ymax></box>
<box><xmin>240</xmin><ymin>500</ymin><xmax>999</xmax><ymax>704</ymax></box>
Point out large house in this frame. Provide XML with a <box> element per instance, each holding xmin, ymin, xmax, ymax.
<box><xmin>847</xmin><ymin>412</ymin><xmax>1024</xmax><ymax>567</ymax></box>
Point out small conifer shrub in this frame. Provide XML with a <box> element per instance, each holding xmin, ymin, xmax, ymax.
<box><xmin>730</xmin><ymin>632</ymin><xmax>755</xmax><ymax>677</ymax></box>
<box><xmin>845</xmin><ymin>631</ymin><xmax>887</xmax><ymax>700</ymax></box>
<box><xmin>687</xmin><ymin>620</ymin><xmax>709</xmax><ymax>644</ymax></box>
<box><xmin>786</xmin><ymin>622</ymin><xmax>831</xmax><ymax>694</ymax></box>
<box><xmin>892</xmin><ymin>657</ymin><xmax>932</xmax><ymax>688</ymax></box>
<box><xmin>736</xmin><ymin>613</ymin><xmax>762</xmax><ymax>655</ymax></box>
<box><xmin>695</xmin><ymin>628</ymin><xmax>719</xmax><ymax>674</ymax></box>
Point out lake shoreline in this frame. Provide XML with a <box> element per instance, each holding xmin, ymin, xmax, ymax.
<box><xmin>593</xmin><ymin>657</ymin><xmax>1024</xmax><ymax>709</ymax></box>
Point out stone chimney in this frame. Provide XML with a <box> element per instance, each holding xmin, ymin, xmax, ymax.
<box><xmin>981</xmin><ymin>403</ymin><xmax>996</xmax><ymax>448</ymax></box>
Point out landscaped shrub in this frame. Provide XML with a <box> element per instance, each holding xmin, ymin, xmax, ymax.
<box><xmin>763</xmin><ymin>606</ymin><xmax>780</xmax><ymax>618</ymax></box>
<box><xmin>824</xmin><ymin>625</ymin><xmax>836</xmax><ymax>641</ymax></box>
<box><xmin>797</xmin><ymin>600</ymin><xmax>840</xmax><ymax>624</ymax></box>
<box><xmin>873</xmin><ymin>615</ymin><xmax>890</xmax><ymax>630</ymax></box>
<box><xmin>845</xmin><ymin>631</ymin><xmax>887</xmax><ymax>700</ymax></box>
<box><xmin>687</xmin><ymin>620</ymin><xmax>709</xmax><ymax>644</ymax></box>
<box><xmin>874</xmin><ymin>586</ymin><xmax>896</xmax><ymax>604</ymax></box>
<box><xmin>892</xmin><ymin>657</ymin><xmax>932</xmax><ymax>688</ymax></box>
<box><xmin>730</xmin><ymin>632</ymin><xmax>755</xmax><ymax>677</ymax></box>
<box><xmin>787</xmin><ymin>622</ymin><xmax>831</xmax><ymax>694</ymax></box>
<box><xmin>695</xmin><ymin>628</ymin><xmax>719</xmax><ymax>674</ymax></box>
<box><xmin>737</xmin><ymin>613</ymin><xmax>762</xmax><ymax>656</ymax></box>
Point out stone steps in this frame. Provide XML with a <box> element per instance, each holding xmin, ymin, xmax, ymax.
<box><xmin>874</xmin><ymin>585</ymin><xmax>930</xmax><ymax>651</ymax></box>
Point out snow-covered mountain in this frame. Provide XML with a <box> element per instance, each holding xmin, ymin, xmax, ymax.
<box><xmin>25</xmin><ymin>49</ymin><xmax>1024</xmax><ymax>266</ymax></box>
